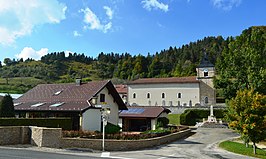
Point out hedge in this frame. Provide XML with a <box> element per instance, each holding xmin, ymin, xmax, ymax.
<box><xmin>180</xmin><ymin>109</ymin><xmax>227</xmax><ymax>126</ymax></box>
<box><xmin>0</xmin><ymin>118</ymin><xmax>73</xmax><ymax>130</ymax></box>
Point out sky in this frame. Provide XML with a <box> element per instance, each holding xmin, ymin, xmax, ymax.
<box><xmin>0</xmin><ymin>0</ymin><xmax>265</xmax><ymax>62</ymax></box>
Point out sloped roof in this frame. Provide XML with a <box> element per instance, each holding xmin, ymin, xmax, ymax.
<box><xmin>115</xmin><ymin>84</ymin><xmax>128</xmax><ymax>94</ymax></box>
<box><xmin>198</xmin><ymin>53</ymin><xmax>214</xmax><ymax>68</ymax></box>
<box><xmin>128</xmin><ymin>76</ymin><xmax>199</xmax><ymax>85</ymax></box>
<box><xmin>14</xmin><ymin>80</ymin><xmax>127</xmax><ymax>112</ymax></box>
<box><xmin>119</xmin><ymin>106</ymin><xmax>170</xmax><ymax>118</ymax></box>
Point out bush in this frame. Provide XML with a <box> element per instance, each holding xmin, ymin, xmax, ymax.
<box><xmin>105</xmin><ymin>122</ymin><xmax>121</xmax><ymax>134</ymax></box>
<box><xmin>157</xmin><ymin>117</ymin><xmax>169</xmax><ymax>128</ymax></box>
<box><xmin>0</xmin><ymin>118</ymin><xmax>73</xmax><ymax>130</ymax></box>
<box><xmin>180</xmin><ymin>109</ymin><xmax>227</xmax><ymax>126</ymax></box>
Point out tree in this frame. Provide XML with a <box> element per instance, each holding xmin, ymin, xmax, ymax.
<box><xmin>226</xmin><ymin>89</ymin><xmax>266</xmax><ymax>154</ymax></box>
<box><xmin>0</xmin><ymin>94</ymin><xmax>15</xmax><ymax>117</ymax></box>
<box><xmin>216</xmin><ymin>26</ymin><xmax>266</xmax><ymax>99</ymax></box>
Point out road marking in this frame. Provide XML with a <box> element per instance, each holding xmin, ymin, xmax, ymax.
<box><xmin>101</xmin><ymin>152</ymin><xmax>135</xmax><ymax>159</ymax></box>
<box><xmin>101</xmin><ymin>152</ymin><xmax>110</xmax><ymax>157</ymax></box>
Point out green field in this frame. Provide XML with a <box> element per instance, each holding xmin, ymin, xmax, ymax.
<box><xmin>219</xmin><ymin>141</ymin><xmax>266</xmax><ymax>159</ymax></box>
<box><xmin>168</xmin><ymin>114</ymin><xmax>181</xmax><ymax>125</ymax></box>
<box><xmin>0</xmin><ymin>77</ymin><xmax>45</xmax><ymax>94</ymax></box>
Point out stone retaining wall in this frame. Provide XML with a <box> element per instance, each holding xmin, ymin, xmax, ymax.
<box><xmin>0</xmin><ymin>126</ymin><xmax>191</xmax><ymax>151</ymax></box>
<box><xmin>0</xmin><ymin>126</ymin><xmax>30</xmax><ymax>145</ymax></box>
<box><xmin>61</xmin><ymin>129</ymin><xmax>191</xmax><ymax>151</ymax></box>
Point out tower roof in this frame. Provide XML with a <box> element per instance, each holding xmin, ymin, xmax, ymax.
<box><xmin>198</xmin><ymin>52</ymin><xmax>214</xmax><ymax>68</ymax></box>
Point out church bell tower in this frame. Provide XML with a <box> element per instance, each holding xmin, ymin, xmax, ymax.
<box><xmin>196</xmin><ymin>52</ymin><xmax>216</xmax><ymax>106</ymax></box>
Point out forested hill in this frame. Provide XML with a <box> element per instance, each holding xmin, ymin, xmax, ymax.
<box><xmin>0</xmin><ymin>36</ymin><xmax>228</xmax><ymax>83</ymax></box>
<box><xmin>0</xmin><ymin>26</ymin><xmax>264</xmax><ymax>94</ymax></box>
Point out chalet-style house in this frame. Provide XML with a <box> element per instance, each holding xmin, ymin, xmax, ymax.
<box><xmin>14</xmin><ymin>80</ymin><xmax>127</xmax><ymax>131</ymax></box>
<box><xmin>119</xmin><ymin>106</ymin><xmax>170</xmax><ymax>131</ymax></box>
<box><xmin>127</xmin><ymin>53</ymin><xmax>216</xmax><ymax>107</ymax></box>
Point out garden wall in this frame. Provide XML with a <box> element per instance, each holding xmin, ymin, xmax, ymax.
<box><xmin>61</xmin><ymin>129</ymin><xmax>191</xmax><ymax>151</ymax></box>
<box><xmin>0</xmin><ymin>126</ymin><xmax>30</xmax><ymax>145</ymax></box>
<box><xmin>0</xmin><ymin>126</ymin><xmax>191</xmax><ymax>151</ymax></box>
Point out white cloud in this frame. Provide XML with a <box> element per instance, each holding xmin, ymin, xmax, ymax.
<box><xmin>15</xmin><ymin>47</ymin><xmax>49</xmax><ymax>60</ymax></box>
<box><xmin>80</xmin><ymin>7</ymin><xmax>112</xmax><ymax>33</ymax></box>
<box><xmin>103</xmin><ymin>6</ymin><xmax>113</xmax><ymax>20</ymax></box>
<box><xmin>0</xmin><ymin>0</ymin><xmax>67</xmax><ymax>46</ymax></box>
<box><xmin>211</xmin><ymin>0</ymin><xmax>242</xmax><ymax>11</ymax></box>
<box><xmin>141</xmin><ymin>0</ymin><xmax>169</xmax><ymax>12</ymax></box>
<box><xmin>73</xmin><ymin>30</ymin><xmax>82</xmax><ymax>37</ymax></box>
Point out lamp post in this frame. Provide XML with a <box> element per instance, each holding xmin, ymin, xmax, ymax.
<box><xmin>101</xmin><ymin>106</ymin><xmax>110</xmax><ymax>151</ymax></box>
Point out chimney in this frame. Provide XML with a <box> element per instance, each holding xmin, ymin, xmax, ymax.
<box><xmin>76</xmin><ymin>78</ymin><xmax>82</xmax><ymax>86</ymax></box>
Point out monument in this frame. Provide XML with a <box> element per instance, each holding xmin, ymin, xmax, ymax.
<box><xmin>207</xmin><ymin>105</ymin><xmax>217</xmax><ymax>123</ymax></box>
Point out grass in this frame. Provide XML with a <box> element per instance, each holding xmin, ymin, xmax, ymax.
<box><xmin>168</xmin><ymin>114</ymin><xmax>181</xmax><ymax>125</ymax></box>
<box><xmin>219</xmin><ymin>140</ymin><xmax>266</xmax><ymax>159</ymax></box>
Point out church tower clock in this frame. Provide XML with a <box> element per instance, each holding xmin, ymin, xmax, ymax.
<box><xmin>196</xmin><ymin>52</ymin><xmax>216</xmax><ymax>106</ymax></box>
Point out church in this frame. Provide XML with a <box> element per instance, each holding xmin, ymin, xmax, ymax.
<box><xmin>127</xmin><ymin>53</ymin><xmax>216</xmax><ymax>107</ymax></box>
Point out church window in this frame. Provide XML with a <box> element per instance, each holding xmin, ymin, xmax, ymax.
<box><xmin>147</xmin><ymin>93</ymin><xmax>150</xmax><ymax>99</ymax></box>
<box><xmin>162</xmin><ymin>100</ymin><xmax>165</xmax><ymax>106</ymax></box>
<box><xmin>205</xmin><ymin>97</ymin><xmax>208</xmax><ymax>104</ymax></box>
<box><xmin>133</xmin><ymin>93</ymin><xmax>136</xmax><ymax>99</ymax></box>
<box><xmin>162</xmin><ymin>93</ymin><xmax>165</xmax><ymax>98</ymax></box>
<box><xmin>178</xmin><ymin>93</ymin><xmax>182</xmax><ymax>98</ymax></box>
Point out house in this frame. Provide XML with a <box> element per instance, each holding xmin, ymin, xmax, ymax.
<box><xmin>119</xmin><ymin>106</ymin><xmax>170</xmax><ymax>131</ymax></box>
<box><xmin>14</xmin><ymin>80</ymin><xmax>127</xmax><ymax>131</ymax></box>
<box><xmin>115</xmin><ymin>84</ymin><xmax>128</xmax><ymax>104</ymax></box>
<box><xmin>127</xmin><ymin>53</ymin><xmax>216</xmax><ymax>107</ymax></box>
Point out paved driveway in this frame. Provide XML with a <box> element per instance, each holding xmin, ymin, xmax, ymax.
<box><xmin>108</xmin><ymin>128</ymin><xmax>257</xmax><ymax>159</ymax></box>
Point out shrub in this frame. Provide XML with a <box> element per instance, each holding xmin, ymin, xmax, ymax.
<box><xmin>180</xmin><ymin>109</ymin><xmax>227</xmax><ymax>126</ymax></box>
<box><xmin>105</xmin><ymin>122</ymin><xmax>121</xmax><ymax>134</ymax></box>
<box><xmin>157</xmin><ymin>117</ymin><xmax>169</xmax><ymax>128</ymax></box>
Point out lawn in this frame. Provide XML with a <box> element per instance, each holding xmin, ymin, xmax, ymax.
<box><xmin>168</xmin><ymin>114</ymin><xmax>181</xmax><ymax>125</ymax></box>
<box><xmin>219</xmin><ymin>140</ymin><xmax>266</xmax><ymax>159</ymax></box>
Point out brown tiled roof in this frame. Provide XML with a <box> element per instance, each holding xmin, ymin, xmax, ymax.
<box><xmin>115</xmin><ymin>84</ymin><xmax>128</xmax><ymax>94</ymax></box>
<box><xmin>128</xmin><ymin>76</ymin><xmax>199</xmax><ymax>84</ymax></box>
<box><xmin>119</xmin><ymin>106</ymin><xmax>170</xmax><ymax>118</ymax></box>
<box><xmin>14</xmin><ymin>80</ymin><xmax>127</xmax><ymax>112</ymax></box>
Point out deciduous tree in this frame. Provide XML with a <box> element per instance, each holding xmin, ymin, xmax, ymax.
<box><xmin>226</xmin><ymin>89</ymin><xmax>266</xmax><ymax>154</ymax></box>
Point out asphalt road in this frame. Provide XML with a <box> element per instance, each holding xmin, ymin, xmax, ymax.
<box><xmin>0</xmin><ymin>128</ymin><xmax>257</xmax><ymax>159</ymax></box>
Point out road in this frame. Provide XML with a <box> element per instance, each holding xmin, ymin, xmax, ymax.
<box><xmin>0</xmin><ymin>128</ymin><xmax>256</xmax><ymax>159</ymax></box>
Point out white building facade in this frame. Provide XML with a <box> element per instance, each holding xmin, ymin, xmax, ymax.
<box><xmin>127</xmin><ymin>53</ymin><xmax>216</xmax><ymax>107</ymax></box>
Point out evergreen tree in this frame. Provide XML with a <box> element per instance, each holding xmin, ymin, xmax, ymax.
<box><xmin>0</xmin><ymin>94</ymin><xmax>15</xmax><ymax>117</ymax></box>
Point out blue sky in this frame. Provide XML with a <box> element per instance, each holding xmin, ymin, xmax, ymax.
<box><xmin>0</xmin><ymin>0</ymin><xmax>265</xmax><ymax>62</ymax></box>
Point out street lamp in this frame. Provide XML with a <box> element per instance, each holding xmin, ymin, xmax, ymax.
<box><xmin>101</xmin><ymin>106</ymin><xmax>110</xmax><ymax>151</ymax></box>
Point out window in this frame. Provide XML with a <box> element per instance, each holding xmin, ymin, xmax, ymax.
<box><xmin>100</xmin><ymin>94</ymin><xmax>105</xmax><ymax>102</ymax></box>
<box><xmin>31</xmin><ymin>103</ymin><xmax>45</xmax><ymax>107</ymax></box>
<box><xmin>54</xmin><ymin>90</ymin><xmax>62</xmax><ymax>96</ymax></box>
<box><xmin>50</xmin><ymin>102</ymin><xmax>64</xmax><ymax>107</ymax></box>
<box><xmin>205</xmin><ymin>97</ymin><xmax>209</xmax><ymax>104</ymax></box>
<box><xmin>178</xmin><ymin>93</ymin><xmax>182</xmax><ymax>98</ymax></box>
<box><xmin>162</xmin><ymin>100</ymin><xmax>165</xmax><ymax>106</ymax></box>
<box><xmin>204</xmin><ymin>69</ymin><xmax>208</xmax><ymax>77</ymax></box>
<box><xmin>162</xmin><ymin>93</ymin><xmax>165</xmax><ymax>99</ymax></box>
<box><xmin>133</xmin><ymin>93</ymin><xmax>136</xmax><ymax>99</ymax></box>
<box><xmin>189</xmin><ymin>100</ymin><xmax>192</xmax><ymax>107</ymax></box>
<box><xmin>147</xmin><ymin>93</ymin><xmax>150</xmax><ymax>99</ymax></box>
<box><xmin>169</xmin><ymin>101</ymin><xmax>173</xmax><ymax>106</ymax></box>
